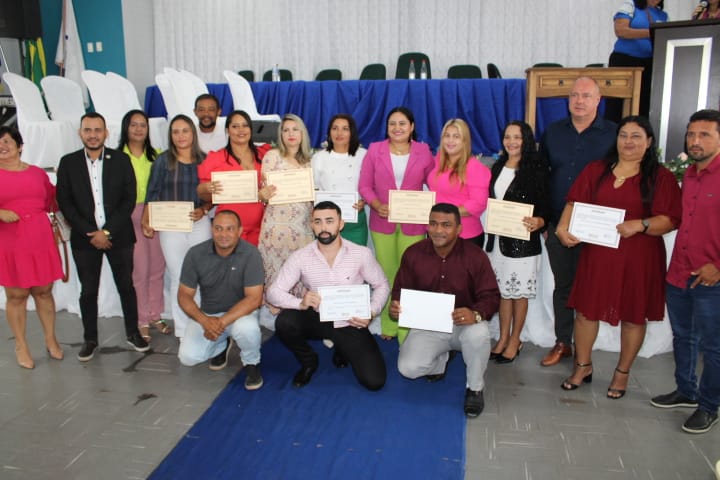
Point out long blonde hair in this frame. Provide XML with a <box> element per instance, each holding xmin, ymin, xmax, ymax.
<box><xmin>436</xmin><ymin>119</ymin><xmax>472</xmax><ymax>185</ymax></box>
<box><xmin>277</xmin><ymin>113</ymin><xmax>312</xmax><ymax>164</ymax></box>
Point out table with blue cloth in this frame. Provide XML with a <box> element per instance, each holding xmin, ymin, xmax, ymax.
<box><xmin>144</xmin><ymin>79</ymin><xmax>571</xmax><ymax>154</ymax></box>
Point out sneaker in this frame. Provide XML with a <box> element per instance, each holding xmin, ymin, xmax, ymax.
<box><xmin>77</xmin><ymin>340</ymin><xmax>99</xmax><ymax>362</ymax></box>
<box><xmin>650</xmin><ymin>390</ymin><xmax>698</xmax><ymax>409</ymax></box>
<box><xmin>464</xmin><ymin>388</ymin><xmax>484</xmax><ymax>418</ymax></box>
<box><xmin>209</xmin><ymin>339</ymin><xmax>232</xmax><ymax>371</ymax></box>
<box><xmin>126</xmin><ymin>332</ymin><xmax>151</xmax><ymax>353</ymax></box>
<box><xmin>682</xmin><ymin>409</ymin><xmax>719</xmax><ymax>434</ymax></box>
<box><xmin>244</xmin><ymin>364</ymin><xmax>263</xmax><ymax>390</ymax></box>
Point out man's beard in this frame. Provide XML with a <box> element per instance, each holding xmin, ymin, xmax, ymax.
<box><xmin>316</xmin><ymin>231</ymin><xmax>339</xmax><ymax>245</ymax></box>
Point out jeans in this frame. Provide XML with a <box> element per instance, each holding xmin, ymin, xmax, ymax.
<box><xmin>178</xmin><ymin>310</ymin><xmax>261</xmax><ymax>367</ymax></box>
<box><xmin>666</xmin><ymin>279</ymin><xmax>720</xmax><ymax>414</ymax></box>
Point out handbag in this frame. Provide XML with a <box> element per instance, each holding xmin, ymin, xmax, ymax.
<box><xmin>48</xmin><ymin>210</ymin><xmax>71</xmax><ymax>283</ymax></box>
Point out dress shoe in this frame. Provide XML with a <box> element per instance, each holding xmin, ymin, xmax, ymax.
<box><xmin>425</xmin><ymin>350</ymin><xmax>457</xmax><ymax>382</ymax></box>
<box><xmin>682</xmin><ymin>408</ymin><xmax>719</xmax><ymax>434</ymax></box>
<box><xmin>650</xmin><ymin>390</ymin><xmax>698</xmax><ymax>409</ymax></box>
<box><xmin>77</xmin><ymin>340</ymin><xmax>99</xmax><ymax>362</ymax></box>
<box><xmin>496</xmin><ymin>342</ymin><xmax>523</xmax><ymax>364</ymax></box>
<box><xmin>561</xmin><ymin>362</ymin><xmax>593</xmax><ymax>390</ymax></box>
<box><xmin>464</xmin><ymin>389</ymin><xmax>484</xmax><ymax>418</ymax></box>
<box><xmin>209</xmin><ymin>338</ymin><xmax>232</xmax><ymax>371</ymax></box>
<box><xmin>332</xmin><ymin>350</ymin><xmax>348</xmax><ymax>369</ymax></box>
<box><xmin>292</xmin><ymin>365</ymin><xmax>318</xmax><ymax>387</ymax></box>
<box><xmin>15</xmin><ymin>347</ymin><xmax>34</xmax><ymax>369</ymax></box>
<box><xmin>541</xmin><ymin>342</ymin><xmax>572</xmax><ymax>367</ymax></box>
<box><xmin>126</xmin><ymin>332</ymin><xmax>150</xmax><ymax>353</ymax></box>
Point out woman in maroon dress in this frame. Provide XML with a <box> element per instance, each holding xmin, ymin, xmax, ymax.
<box><xmin>0</xmin><ymin>127</ymin><xmax>64</xmax><ymax>368</ymax></box>
<box><xmin>555</xmin><ymin>116</ymin><xmax>681</xmax><ymax>398</ymax></box>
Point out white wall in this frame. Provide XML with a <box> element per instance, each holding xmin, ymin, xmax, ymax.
<box><xmin>123</xmin><ymin>0</ymin><xmax>698</xmax><ymax>95</ymax></box>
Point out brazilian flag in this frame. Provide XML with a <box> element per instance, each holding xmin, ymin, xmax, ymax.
<box><xmin>24</xmin><ymin>38</ymin><xmax>47</xmax><ymax>87</ymax></box>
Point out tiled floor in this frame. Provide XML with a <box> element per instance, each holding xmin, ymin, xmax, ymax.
<box><xmin>1</xmin><ymin>310</ymin><xmax>718</xmax><ymax>479</ymax></box>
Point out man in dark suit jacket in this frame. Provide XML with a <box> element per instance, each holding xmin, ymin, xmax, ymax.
<box><xmin>56</xmin><ymin>112</ymin><xmax>149</xmax><ymax>361</ymax></box>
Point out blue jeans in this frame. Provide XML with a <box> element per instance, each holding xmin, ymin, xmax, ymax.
<box><xmin>178</xmin><ymin>310</ymin><xmax>261</xmax><ymax>367</ymax></box>
<box><xmin>666</xmin><ymin>280</ymin><xmax>720</xmax><ymax>414</ymax></box>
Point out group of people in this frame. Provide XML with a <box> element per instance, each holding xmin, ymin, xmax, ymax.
<box><xmin>1</xmin><ymin>77</ymin><xmax>719</xmax><ymax>428</ymax></box>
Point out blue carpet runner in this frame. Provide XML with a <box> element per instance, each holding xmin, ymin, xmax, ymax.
<box><xmin>149</xmin><ymin>336</ymin><xmax>466</xmax><ymax>479</ymax></box>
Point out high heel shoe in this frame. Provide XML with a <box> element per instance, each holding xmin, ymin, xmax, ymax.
<box><xmin>607</xmin><ymin>367</ymin><xmax>629</xmax><ymax>399</ymax></box>
<box><xmin>496</xmin><ymin>342</ymin><xmax>523</xmax><ymax>364</ymax></box>
<box><xmin>561</xmin><ymin>362</ymin><xmax>592</xmax><ymax>390</ymax></box>
<box><xmin>15</xmin><ymin>347</ymin><xmax>35</xmax><ymax>369</ymax></box>
<box><xmin>47</xmin><ymin>347</ymin><xmax>64</xmax><ymax>361</ymax></box>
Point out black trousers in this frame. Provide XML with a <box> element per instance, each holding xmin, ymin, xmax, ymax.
<box><xmin>276</xmin><ymin>309</ymin><xmax>387</xmax><ymax>391</ymax></box>
<box><xmin>606</xmin><ymin>51</ymin><xmax>653</xmax><ymax>122</ymax></box>
<box><xmin>71</xmin><ymin>246</ymin><xmax>139</xmax><ymax>342</ymax></box>
<box><xmin>544</xmin><ymin>225</ymin><xmax>583</xmax><ymax>345</ymax></box>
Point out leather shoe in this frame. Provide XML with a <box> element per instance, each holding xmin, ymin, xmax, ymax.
<box><xmin>292</xmin><ymin>365</ymin><xmax>318</xmax><ymax>387</ymax></box>
<box><xmin>332</xmin><ymin>350</ymin><xmax>348</xmax><ymax>369</ymax></box>
<box><xmin>464</xmin><ymin>389</ymin><xmax>484</xmax><ymax>418</ymax></box>
<box><xmin>426</xmin><ymin>350</ymin><xmax>457</xmax><ymax>382</ymax></box>
<box><xmin>540</xmin><ymin>342</ymin><xmax>572</xmax><ymax>367</ymax></box>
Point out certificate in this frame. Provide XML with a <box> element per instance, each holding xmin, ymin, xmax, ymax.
<box><xmin>318</xmin><ymin>284</ymin><xmax>371</xmax><ymax>322</ymax></box>
<box><xmin>266</xmin><ymin>168</ymin><xmax>315</xmax><ymax>205</ymax></box>
<box><xmin>148</xmin><ymin>201</ymin><xmax>194</xmax><ymax>232</ymax></box>
<box><xmin>485</xmin><ymin>198</ymin><xmax>534</xmax><ymax>241</ymax></box>
<box><xmin>314</xmin><ymin>191</ymin><xmax>358</xmax><ymax>223</ymax></box>
<box><xmin>388</xmin><ymin>190</ymin><xmax>436</xmax><ymax>224</ymax></box>
<box><xmin>569</xmin><ymin>201</ymin><xmax>625</xmax><ymax>248</ymax></box>
<box><xmin>398</xmin><ymin>288</ymin><xmax>455</xmax><ymax>333</ymax></box>
<box><xmin>211</xmin><ymin>170</ymin><xmax>258</xmax><ymax>204</ymax></box>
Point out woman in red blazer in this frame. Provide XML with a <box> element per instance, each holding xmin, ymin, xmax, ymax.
<box><xmin>359</xmin><ymin>107</ymin><xmax>434</xmax><ymax>342</ymax></box>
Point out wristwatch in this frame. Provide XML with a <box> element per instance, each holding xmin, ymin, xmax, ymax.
<box><xmin>641</xmin><ymin>218</ymin><xmax>650</xmax><ymax>233</ymax></box>
<box><xmin>472</xmin><ymin>310</ymin><xmax>482</xmax><ymax>323</ymax></box>
<box><xmin>102</xmin><ymin>229</ymin><xmax>112</xmax><ymax>239</ymax></box>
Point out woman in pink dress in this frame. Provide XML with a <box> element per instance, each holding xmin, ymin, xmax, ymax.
<box><xmin>0</xmin><ymin>127</ymin><xmax>64</xmax><ymax>368</ymax></box>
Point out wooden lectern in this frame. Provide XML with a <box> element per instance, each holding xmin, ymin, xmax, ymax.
<box><xmin>525</xmin><ymin>67</ymin><xmax>643</xmax><ymax>133</ymax></box>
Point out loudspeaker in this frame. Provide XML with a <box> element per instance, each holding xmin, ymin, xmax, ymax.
<box><xmin>0</xmin><ymin>0</ymin><xmax>43</xmax><ymax>39</ymax></box>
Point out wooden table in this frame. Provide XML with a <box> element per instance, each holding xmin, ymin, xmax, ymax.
<box><xmin>525</xmin><ymin>67</ymin><xmax>643</xmax><ymax>131</ymax></box>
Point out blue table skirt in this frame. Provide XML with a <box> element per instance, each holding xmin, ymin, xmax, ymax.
<box><xmin>145</xmin><ymin>79</ymin><xmax>570</xmax><ymax>154</ymax></box>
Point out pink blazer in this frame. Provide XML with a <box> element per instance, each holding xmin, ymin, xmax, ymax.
<box><xmin>358</xmin><ymin>139</ymin><xmax>435</xmax><ymax>235</ymax></box>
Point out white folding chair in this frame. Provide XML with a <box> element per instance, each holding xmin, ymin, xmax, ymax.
<box><xmin>155</xmin><ymin>72</ymin><xmax>184</xmax><ymax>119</ymax></box>
<box><xmin>3</xmin><ymin>72</ymin><xmax>79</xmax><ymax>168</ymax></box>
<box><xmin>106</xmin><ymin>72</ymin><xmax>168</xmax><ymax>150</ymax></box>
<box><xmin>164</xmin><ymin>67</ymin><xmax>206</xmax><ymax>118</ymax></box>
<box><xmin>223</xmin><ymin>70</ymin><xmax>281</xmax><ymax>122</ymax></box>
<box><xmin>40</xmin><ymin>75</ymin><xmax>86</xmax><ymax>130</ymax></box>
<box><xmin>81</xmin><ymin>69</ymin><xmax>125</xmax><ymax>147</ymax></box>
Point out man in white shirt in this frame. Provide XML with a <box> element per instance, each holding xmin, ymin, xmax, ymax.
<box><xmin>194</xmin><ymin>93</ymin><xmax>226</xmax><ymax>153</ymax></box>
<box><xmin>266</xmin><ymin>201</ymin><xmax>389</xmax><ymax>390</ymax></box>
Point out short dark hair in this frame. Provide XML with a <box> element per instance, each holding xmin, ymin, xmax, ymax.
<box><xmin>213</xmin><ymin>209</ymin><xmax>242</xmax><ymax>227</ymax></box>
<box><xmin>194</xmin><ymin>93</ymin><xmax>220</xmax><ymax>110</ymax></box>
<box><xmin>313</xmin><ymin>200</ymin><xmax>342</xmax><ymax>217</ymax></box>
<box><xmin>430</xmin><ymin>203</ymin><xmax>461</xmax><ymax>224</ymax></box>
<box><xmin>689</xmin><ymin>109</ymin><xmax>720</xmax><ymax>133</ymax></box>
<box><xmin>0</xmin><ymin>126</ymin><xmax>23</xmax><ymax>146</ymax></box>
<box><xmin>81</xmin><ymin>112</ymin><xmax>106</xmax><ymax>128</ymax></box>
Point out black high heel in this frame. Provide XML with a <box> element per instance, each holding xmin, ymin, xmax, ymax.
<box><xmin>607</xmin><ymin>367</ymin><xmax>629</xmax><ymax>399</ymax></box>
<box><xmin>561</xmin><ymin>362</ymin><xmax>593</xmax><ymax>390</ymax></box>
<box><xmin>496</xmin><ymin>342</ymin><xmax>523</xmax><ymax>364</ymax></box>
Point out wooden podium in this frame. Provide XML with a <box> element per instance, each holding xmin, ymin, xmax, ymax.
<box><xmin>525</xmin><ymin>67</ymin><xmax>643</xmax><ymax>133</ymax></box>
<box><xmin>650</xmin><ymin>19</ymin><xmax>720</xmax><ymax>161</ymax></box>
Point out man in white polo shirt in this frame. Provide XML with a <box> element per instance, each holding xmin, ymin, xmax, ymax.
<box><xmin>267</xmin><ymin>201</ymin><xmax>389</xmax><ymax>390</ymax></box>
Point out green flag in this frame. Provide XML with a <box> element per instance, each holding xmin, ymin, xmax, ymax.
<box><xmin>24</xmin><ymin>38</ymin><xmax>47</xmax><ymax>87</ymax></box>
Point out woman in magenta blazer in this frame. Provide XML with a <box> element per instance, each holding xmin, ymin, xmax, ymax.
<box><xmin>359</xmin><ymin>106</ymin><xmax>434</xmax><ymax>342</ymax></box>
